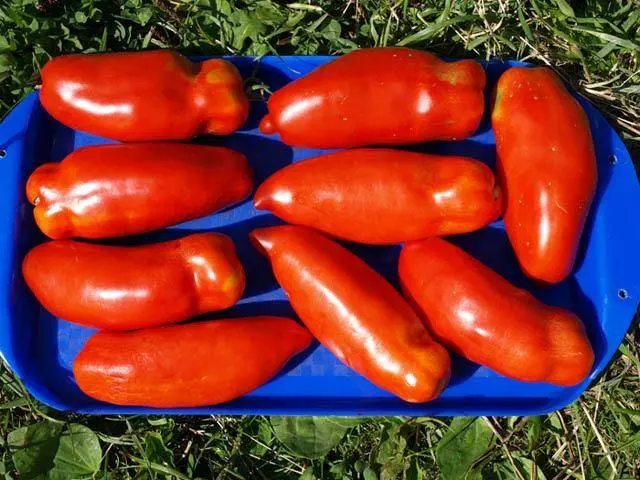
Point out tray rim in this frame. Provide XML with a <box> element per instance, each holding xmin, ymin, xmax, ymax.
<box><xmin>0</xmin><ymin>55</ymin><xmax>638</xmax><ymax>416</ymax></box>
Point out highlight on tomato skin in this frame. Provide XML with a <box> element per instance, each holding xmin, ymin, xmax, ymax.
<box><xmin>39</xmin><ymin>50</ymin><xmax>249</xmax><ymax>141</ymax></box>
<box><xmin>253</xmin><ymin>148</ymin><xmax>503</xmax><ymax>245</ymax></box>
<box><xmin>22</xmin><ymin>233</ymin><xmax>246</xmax><ymax>330</ymax></box>
<box><xmin>399</xmin><ymin>237</ymin><xmax>595</xmax><ymax>387</ymax></box>
<box><xmin>491</xmin><ymin>66</ymin><xmax>597</xmax><ymax>284</ymax></box>
<box><xmin>259</xmin><ymin>47</ymin><xmax>486</xmax><ymax>148</ymax></box>
<box><xmin>26</xmin><ymin>143</ymin><xmax>253</xmax><ymax>239</ymax></box>
<box><xmin>250</xmin><ymin>225</ymin><xmax>452</xmax><ymax>403</ymax></box>
<box><xmin>73</xmin><ymin>316</ymin><xmax>313</xmax><ymax>408</ymax></box>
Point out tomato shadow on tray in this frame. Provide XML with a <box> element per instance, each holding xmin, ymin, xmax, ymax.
<box><xmin>232</xmin><ymin>59</ymin><xmax>294</xmax><ymax>132</ymax></box>
<box><xmin>338</xmin><ymin>241</ymin><xmax>482</xmax><ymax>385</ymax></box>
<box><xmin>118</xmin><ymin>214</ymin><xmax>286</xmax><ymax>298</ymax></box>
<box><xmin>474</xmin><ymin>60</ymin><xmax>514</xmax><ymax>137</ymax></box>
<box><xmin>193</xmin><ymin>132</ymin><xmax>294</xmax><ymax>187</ymax></box>
<box><xmin>401</xmin><ymin>138</ymin><xmax>497</xmax><ymax>170</ymax></box>
<box><xmin>571</xmin><ymin>100</ymin><xmax>615</xmax><ymax>275</ymax></box>
<box><xmin>35</xmin><ymin>310</ymin><xmax>98</xmax><ymax>408</ymax></box>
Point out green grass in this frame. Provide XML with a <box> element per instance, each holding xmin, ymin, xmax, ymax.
<box><xmin>0</xmin><ymin>1</ymin><xmax>639</xmax><ymax>479</ymax></box>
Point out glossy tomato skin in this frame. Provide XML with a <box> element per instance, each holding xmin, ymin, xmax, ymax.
<box><xmin>492</xmin><ymin>67</ymin><xmax>597</xmax><ymax>284</ymax></box>
<box><xmin>73</xmin><ymin>316</ymin><xmax>312</xmax><ymax>407</ymax></box>
<box><xmin>22</xmin><ymin>233</ymin><xmax>245</xmax><ymax>330</ymax></box>
<box><xmin>254</xmin><ymin>149</ymin><xmax>502</xmax><ymax>244</ymax></box>
<box><xmin>40</xmin><ymin>50</ymin><xmax>249</xmax><ymax>141</ymax></box>
<box><xmin>251</xmin><ymin>225</ymin><xmax>451</xmax><ymax>403</ymax></box>
<box><xmin>399</xmin><ymin>238</ymin><xmax>594</xmax><ymax>386</ymax></box>
<box><xmin>259</xmin><ymin>48</ymin><xmax>486</xmax><ymax>148</ymax></box>
<box><xmin>27</xmin><ymin>143</ymin><xmax>252</xmax><ymax>239</ymax></box>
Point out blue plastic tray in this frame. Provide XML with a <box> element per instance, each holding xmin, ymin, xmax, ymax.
<box><xmin>0</xmin><ymin>56</ymin><xmax>638</xmax><ymax>416</ymax></box>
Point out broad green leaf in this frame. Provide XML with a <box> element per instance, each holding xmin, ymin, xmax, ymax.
<box><xmin>510</xmin><ymin>457</ymin><xmax>547</xmax><ymax>480</ymax></box>
<box><xmin>377</xmin><ymin>424</ymin><xmax>407</xmax><ymax>480</ymax></box>
<box><xmin>8</xmin><ymin>422</ymin><xmax>62</xmax><ymax>479</ymax></box>
<box><xmin>300</xmin><ymin>467</ymin><xmax>316</xmax><ymax>480</ymax></box>
<box><xmin>230</xmin><ymin>11</ymin><xmax>266</xmax><ymax>50</ymax></box>
<box><xmin>321</xmin><ymin>19</ymin><xmax>341</xmax><ymax>41</ymax></box>
<box><xmin>329</xmin><ymin>461</ymin><xmax>346</xmax><ymax>479</ymax></box>
<box><xmin>436</xmin><ymin>417</ymin><xmax>494</xmax><ymax>480</ymax></box>
<box><xmin>380</xmin><ymin>455</ymin><xmax>405</xmax><ymax>480</ymax></box>
<box><xmin>48</xmin><ymin>424</ymin><xmax>102</xmax><ymax>479</ymax></box>
<box><xmin>75</xmin><ymin>11</ymin><xmax>87</xmax><ymax>24</ymax></box>
<box><xmin>554</xmin><ymin>0</ymin><xmax>575</xmax><ymax>17</ymax></box>
<box><xmin>376</xmin><ymin>429</ymin><xmax>406</xmax><ymax>465</ymax></box>
<box><xmin>363</xmin><ymin>466</ymin><xmax>378</xmax><ymax>480</ymax></box>
<box><xmin>252</xmin><ymin>417</ymin><xmax>273</xmax><ymax>455</ymax></box>
<box><xmin>136</xmin><ymin>7</ymin><xmax>154</xmax><ymax>26</ymax></box>
<box><xmin>255</xmin><ymin>1</ymin><xmax>286</xmax><ymax>25</ymax></box>
<box><xmin>0</xmin><ymin>35</ymin><xmax>12</xmax><ymax>52</ymax></box>
<box><xmin>549</xmin><ymin>413</ymin><xmax>563</xmax><ymax>432</ymax></box>
<box><xmin>528</xmin><ymin>416</ymin><xmax>543</xmax><ymax>451</ymax></box>
<box><xmin>486</xmin><ymin>460</ymin><xmax>516</xmax><ymax>479</ymax></box>
<box><xmin>271</xmin><ymin>416</ymin><xmax>352</xmax><ymax>459</ymax></box>
<box><xmin>329</xmin><ymin>417</ymin><xmax>368</xmax><ymax>428</ymax></box>
<box><xmin>144</xmin><ymin>432</ymin><xmax>174</xmax><ymax>467</ymax></box>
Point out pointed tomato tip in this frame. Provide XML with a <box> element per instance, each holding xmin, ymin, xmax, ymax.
<box><xmin>259</xmin><ymin>115</ymin><xmax>276</xmax><ymax>134</ymax></box>
<box><xmin>249</xmin><ymin>228</ymin><xmax>275</xmax><ymax>257</ymax></box>
<box><xmin>253</xmin><ymin>184</ymin><xmax>270</xmax><ymax>210</ymax></box>
<box><xmin>253</xmin><ymin>195</ymin><xmax>265</xmax><ymax>210</ymax></box>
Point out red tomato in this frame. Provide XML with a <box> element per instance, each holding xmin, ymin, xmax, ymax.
<box><xmin>22</xmin><ymin>233</ymin><xmax>245</xmax><ymax>330</ymax></box>
<box><xmin>259</xmin><ymin>48</ymin><xmax>485</xmax><ymax>148</ymax></box>
<box><xmin>74</xmin><ymin>316</ymin><xmax>312</xmax><ymax>407</ymax></box>
<box><xmin>492</xmin><ymin>67</ymin><xmax>597</xmax><ymax>283</ymax></box>
<box><xmin>399</xmin><ymin>237</ymin><xmax>594</xmax><ymax>386</ymax></box>
<box><xmin>251</xmin><ymin>225</ymin><xmax>451</xmax><ymax>403</ymax></box>
<box><xmin>27</xmin><ymin>143</ymin><xmax>252</xmax><ymax>239</ymax></box>
<box><xmin>254</xmin><ymin>149</ymin><xmax>501</xmax><ymax>244</ymax></box>
<box><xmin>40</xmin><ymin>50</ymin><xmax>249</xmax><ymax>141</ymax></box>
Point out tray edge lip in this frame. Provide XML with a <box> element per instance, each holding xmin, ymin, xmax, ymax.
<box><xmin>0</xmin><ymin>56</ymin><xmax>637</xmax><ymax>416</ymax></box>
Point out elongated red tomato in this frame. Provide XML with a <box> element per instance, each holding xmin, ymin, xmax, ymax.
<box><xmin>27</xmin><ymin>143</ymin><xmax>252</xmax><ymax>239</ymax></box>
<box><xmin>399</xmin><ymin>238</ymin><xmax>594</xmax><ymax>386</ymax></box>
<box><xmin>74</xmin><ymin>316</ymin><xmax>312</xmax><ymax>407</ymax></box>
<box><xmin>492</xmin><ymin>67</ymin><xmax>597</xmax><ymax>283</ymax></box>
<box><xmin>259</xmin><ymin>48</ymin><xmax>485</xmax><ymax>148</ymax></box>
<box><xmin>40</xmin><ymin>50</ymin><xmax>249</xmax><ymax>141</ymax></box>
<box><xmin>254</xmin><ymin>149</ymin><xmax>501</xmax><ymax>244</ymax></box>
<box><xmin>251</xmin><ymin>225</ymin><xmax>450</xmax><ymax>402</ymax></box>
<box><xmin>22</xmin><ymin>233</ymin><xmax>245</xmax><ymax>330</ymax></box>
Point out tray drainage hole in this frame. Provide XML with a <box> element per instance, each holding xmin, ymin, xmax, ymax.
<box><xmin>0</xmin><ymin>149</ymin><xmax>6</xmax><ymax>159</ymax></box>
<box><xmin>618</xmin><ymin>288</ymin><xmax>628</xmax><ymax>300</ymax></box>
<box><xmin>608</xmin><ymin>155</ymin><xmax>618</xmax><ymax>166</ymax></box>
